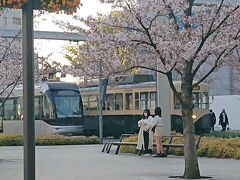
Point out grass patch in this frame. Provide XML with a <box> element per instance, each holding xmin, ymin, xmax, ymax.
<box><xmin>0</xmin><ymin>134</ymin><xmax>99</xmax><ymax>146</ymax></box>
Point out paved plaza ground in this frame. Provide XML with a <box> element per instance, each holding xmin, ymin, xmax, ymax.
<box><xmin>0</xmin><ymin>145</ymin><xmax>240</xmax><ymax>180</ymax></box>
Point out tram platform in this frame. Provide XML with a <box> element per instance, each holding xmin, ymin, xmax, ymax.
<box><xmin>0</xmin><ymin>145</ymin><xmax>239</xmax><ymax>180</ymax></box>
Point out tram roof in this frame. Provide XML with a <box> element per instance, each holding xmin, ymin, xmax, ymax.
<box><xmin>80</xmin><ymin>81</ymin><xmax>157</xmax><ymax>92</ymax></box>
<box><xmin>1</xmin><ymin>81</ymin><xmax>79</xmax><ymax>97</ymax></box>
<box><xmin>81</xmin><ymin>81</ymin><xmax>168</xmax><ymax>92</ymax></box>
<box><xmin>80</xmin><ymin>80</ymin><xmax>208</xmax><ymax>92</ymax></box>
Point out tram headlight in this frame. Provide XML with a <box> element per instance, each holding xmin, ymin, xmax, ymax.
<box><xmin>192</xmin><ymin>114</ymin><xmax>197</xmax><ymax>120</ymax></box>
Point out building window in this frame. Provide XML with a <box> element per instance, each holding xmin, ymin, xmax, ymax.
<box><xmin>13</xmin><ymin>17</ymin><xmax>21</xmax><ymax>25</ymax></box>
<box><xmin>3</xmin><ymin>17</ymin><xmax>7</xmax><ymax>25</ymax></box>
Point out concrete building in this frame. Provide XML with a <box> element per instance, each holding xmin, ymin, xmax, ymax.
<box><xmin>0</xmin><ymin>8</ymin><xmax>21</xmax><ymax>31</ymax></box>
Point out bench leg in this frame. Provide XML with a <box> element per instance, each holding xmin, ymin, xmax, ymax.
<box><xmin>107</xmin><ymin>143</ymin><xmax>112</xmax><ymax>153</ymax></box>
<box><xmin>105</xmin><ymin>142</ymin><xmax>111</xmax><ymax>152</ymax></box>
<box><xmin>115</xmin><ymin>145</ymin><xmax>121</xmax><ymax>154</ymax></box>
<box><xmin>164</xmin><ymin>147</ymin><xmax>170</xmax><ymax>157</ymax></box>
<box><xmin>102</xmin><ymin>142</ymin><xmax>108</xmax><ymax>152</ymax></box>
<box><xmin>164</xmin><ymin>136</ymin><xmax>173</xmax><ymax>157</ymax></box>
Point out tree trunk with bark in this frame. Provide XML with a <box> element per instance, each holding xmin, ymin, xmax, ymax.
<box><xmin>181</xmin><ymin>62</ymin><xmax>201</xmax><ymax>179</ymax></box>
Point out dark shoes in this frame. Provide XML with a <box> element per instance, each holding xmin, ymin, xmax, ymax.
<box><xmin>153</xmin><ymin>153</ymin><xmax>166</xmax><ymax>157</ymax></box>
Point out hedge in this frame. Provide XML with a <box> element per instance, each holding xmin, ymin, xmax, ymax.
<box><xmin>0</xmin><ymin>134</ymin><xmax>99</xmax><ymax>146</ymax></box>
<box><xmin>120</xmin><ymin>135</ymin><xmax>240</xmax><ymax>159</ymax></box>
<box><xmin>205</xmin><ymin>131</ymin><xmax>240</xmax><ymax>138</ymax></box>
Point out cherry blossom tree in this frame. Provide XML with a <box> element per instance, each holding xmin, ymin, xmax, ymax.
<box><xmin>0</xmin><ymin>33</ymin><xmax>22</xmax><ymax>109</ymax></box>
<box><xmin>59</xmin><ymin>0</ymin><xmax>240</xmax><ymax>178</ymax></box>
<box><xmin>0</xmin><ymin>32</ymin><xmax>42</xmax><ymax>110</ymax></box>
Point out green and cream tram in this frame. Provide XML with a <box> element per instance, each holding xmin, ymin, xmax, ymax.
<box><xmin>0</xmin><ymin>82</ymin><xmax>84</xmax><ymax>135</ymax></box>
<box><xmin>80</xmin><ymin>75</ymin><xmax>210</xmax><ymax>137</ymax></box>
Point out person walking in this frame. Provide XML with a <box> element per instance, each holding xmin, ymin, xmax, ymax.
<box><xmin>136</xmin><ymin>109</ymin><xmax>153</xmax><ymax>156</ymax></box>
<box><xmin>209</xmin><ymin>109</ymin><xmax>216</xmax><ymax>131</ymax></box>
<box><xmin>219</xmin><ymin>109</ymin><xmax>229</xmax><ymax>132</ymax></box>
<box><xmin>150</xmin><ymin>107</ymin><xmax>165</xmax><ymax>157</ymax></box>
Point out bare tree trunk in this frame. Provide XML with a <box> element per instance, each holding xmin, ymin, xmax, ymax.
<box><xmin>181</xmin><ymin>62</ymin><xmax>201</xmax><ymax>179</ymax></box>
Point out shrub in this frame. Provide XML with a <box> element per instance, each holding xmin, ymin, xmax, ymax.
<box><xmin>206</xmin><ymin>131</ymin><xmax>240</xmax><ymax>138</ymax></box>
<box><xmin>0</xmin><ymin>134</ymin><xmax>23</xmax><ymax>146</ymax></box>
<box><xmin>120</xmin><ymin>135</ymin><xmax>240</xmax><ymax>159</ymax></box>
<box><xmin>0</xmin><ymin>134</ymin><xmax>99</xmax><ymax>146</ymax></box>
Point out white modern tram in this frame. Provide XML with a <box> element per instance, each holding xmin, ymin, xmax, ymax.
<box><xmin>0</xmin><ymin>82</ymin><xmax>84</xmax><ymax>135</ymax></box>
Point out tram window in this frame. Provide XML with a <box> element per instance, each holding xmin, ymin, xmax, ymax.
<box><xmin>201</xmin><ymin>92</ymin><xmax>209</xmax><ymax>109</ymax></box>
<box><xmin>115</xmin><ymin>93</ymin><xmax>123</xmax><ymax>110</ymax></box>
<box><xmin>125</xmin><ymin>93</ymin><xmax>133</xmax><ymax>110</ymax></box>
<box><xmin>140</xmin><ymin>92</ymin><xmax>149</xmax><ymax>110</ymax></box>
<box><xmin>88</xmin><ymin>95</ymin><xmax>98</xmax><ymax>111</ymax></box>
<box><xmin>150</xmin><ymin>92</ymin><xmax>156</xmax><ymax>110</ymax></box>
<box><xmin>135</xmin><ymin>93</ymin><xmax>139</xmax><ymax>110</ymax></box>
<box><xmin>42</xmin><ymin>95</ymin><xmax>54</xmax><ymax>119</ymax></box>
<box><xmin>3</xmin><ymin>99</ymin><xmax>16</xmax><ymax>120</ymax></box>
<box><xmin>16</xmin><ymin>97</ymin><xmax>23</xmax><ymax>120</ymax></box>
<box><xmin>174</xmin><ymin>92</ymin><xmax>181</xmax><ymax>109</ymax></box>
<box><xmin>193</xmin><ymin>92</ymin><xmax>201</xmax><ymax>108</ymax></box>
<box><xmin>106</xmin><ymin>94</ymin><xmax>114</xmax><ymax>110</ymax></box>
<box><xmin>81</xmin><ymin>96</ymin><xmax>89</xmax><ymax>111</ymax></box>
<box><xmin>35</xmin><ymin>97</ymin><xmax>40</xmax><ymax>119</ymax></box>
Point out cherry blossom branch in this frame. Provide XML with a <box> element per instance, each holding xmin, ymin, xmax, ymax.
<box><xmin>192</xmin><ymin>55</ymin><xmax>210</xmax><ymax>76</ymax></box>
<box><xmin>109</xmin><ymin>65</ymin><xmax>167</xmax><ymax>76</ymax></box>
<box><xmin>207</xmin><ymin>0</ymin><xmax>224</xmax><ymax>32</ymax></box>
<box><xmin>101</xmin><ymin>22</ymin><xmax>146</xmax><ymax>34</ymax></box>
<box><xmin>166</xmin><ymin>71</ymin><xmax>183</xmax><ymax>104</ymax></box>
<box><xmin>146</xmin><ymin>13</ymin><xmax>162</xmax><ymax>30</ymax></box>
<box><xmin>190</xmin><ymin>5</ymin><xmax>239</xmax><ymax>63</ymax></box>
<box><xmin>0</xmin><ymin>30</ymin><xmax>21</xmax><ymax>62</ymax></box>
<box><xmin>0</xmin><ymin>76</ymin><xmax>21</xmax><ymax>109</ymax></box>
<box><xmin>135</xmin><ymin>15</ymin><xmax>166</xmax><ymax>66</ymax></box>
<box><xmin>193</xmin><ymin>44</ymin><xmax>239</xmax><ymax>88</ymax></box>
<box><xmin>162</xmin><ymin>0</ymin><xmax>180</xmax><ymax>30</ymax></box>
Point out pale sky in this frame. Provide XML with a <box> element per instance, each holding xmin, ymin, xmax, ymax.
<box><xmin>35</xmin><ymin>0</ymin><xmax>112</xmax><ymax>65</ymax></box>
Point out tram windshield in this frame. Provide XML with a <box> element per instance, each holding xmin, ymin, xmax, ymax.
<box><xmin>52</xmin><ymin>90</ymin><xmax>82</xmax><ymax>118</ymax></box>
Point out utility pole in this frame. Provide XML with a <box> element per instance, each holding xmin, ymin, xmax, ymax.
<box><xmin>22</xmin><ymin>1</ymin><xmax>35</xmax><ymax>180</ymax></box>
<box><xmin>98</xmin><ymin>61</ymin><xmax>103</xmax><ymax>144</ymax></box>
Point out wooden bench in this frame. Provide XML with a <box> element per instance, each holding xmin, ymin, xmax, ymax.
<box><xmin>102</xmin><ymin>134</ymin><xmax>201</xmax><ymax>157</ymax></box>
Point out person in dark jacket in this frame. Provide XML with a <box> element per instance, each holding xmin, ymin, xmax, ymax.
<box><xmin>209</xmin><ymin>109</ymin><xmax>216</xmax><ymax>131</ymax></box>
<box><xmin>219</xmin><ymin>109</ymin><xmax>229</xmax><ymax>132</ymax></box>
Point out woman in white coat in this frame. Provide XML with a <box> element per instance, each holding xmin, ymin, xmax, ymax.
<box><xmin>136</xmin><ymin>109</ymin><xmax>153</xmax><ymax>156</ymax></box>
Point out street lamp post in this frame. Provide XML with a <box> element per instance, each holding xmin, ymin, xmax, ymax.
<box><xmin>98</xmin><ymin>61</ymin><xmax>103</xmax><ymax>144</ymax></box>
<box><xmin>22</xmin><ymin>1</ymin><xmax>35</xmax><ymax>180</ymax></box>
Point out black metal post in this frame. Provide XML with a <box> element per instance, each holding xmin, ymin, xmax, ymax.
<box><xmin>22</xmin><ymin>1</ymin><xmax>35</xmax><ymax>180</ymax></box>
<box><xmin>98</xmin><ymin>61</ymin><xmax>103</xmax><ymax>144</ymax></box>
